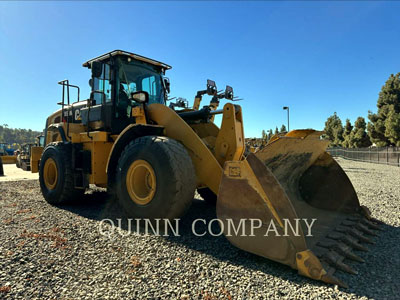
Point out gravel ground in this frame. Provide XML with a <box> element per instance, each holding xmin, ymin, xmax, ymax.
<box><xmin>0</xmin><ymin>158</ymin><xmax>399</xmax><ymax>299</ymax></box>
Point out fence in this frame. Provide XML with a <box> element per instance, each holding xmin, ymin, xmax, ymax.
<box><xmin>327</xmin><ymin>147</ymin><xmax>400</xmax><ymax>167</ymax></box>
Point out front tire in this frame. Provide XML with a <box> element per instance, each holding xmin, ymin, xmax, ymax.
<box><xmin>39</xmin><ymin>143</ymin><xmax>84</xmax><ymax>204</ymax></box>
<box><xmin>116</xmin><ymin>136</ymin><xmax>196</xmax><ymax>220</ymax></box>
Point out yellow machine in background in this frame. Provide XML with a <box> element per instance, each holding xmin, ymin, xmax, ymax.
<box><xmin>26</xmin><ymin>135</ymin><xmax>45</xmax><ymax>173</ymax></box>
<box><xmin>0</xmin><ymin>143</ymin><xmax>16</xmax><ymax>164</ymax></box>
<box><xmin>0</xmin><ymin>155</ymin><xmax>16</xmax><ymax>164</ymax></box>
<box><xmin>14</xmin><ymin>135</ymin><xmax>45</xmax><ymax>171</ymax></box>
<box><xmin>32</xmin><ymin>50</ymin><xmax>380</xmax><ymax>288</ymax></box>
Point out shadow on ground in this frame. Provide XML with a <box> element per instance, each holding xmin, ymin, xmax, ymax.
<box><xmin>58</xmin><ymin>190</ymin><xmax>400</xmax><ymax>299</ymax></box>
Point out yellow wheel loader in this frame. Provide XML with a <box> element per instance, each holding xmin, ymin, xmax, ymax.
<box><xmin>32</xmin><ymin>50</ymin><xmax>380</xmax><ymax>288</ymax></box>
<box><xmin>0</xmin><ymin>143</ymin><xmax>17</xmax><ymax>164</ymax></box>
<box><xmin>16</xmin><ymin>135</ymin><xmax>45</xmax><ymax>171</ymax></box>
<box><xmin>17</xmin><ymin>143</ymin><xmax>33</xmax><ymax>171</ymax></box>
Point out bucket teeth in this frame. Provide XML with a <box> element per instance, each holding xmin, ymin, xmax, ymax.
<box><xmin>341</xmin><ymin>220</ymin><xmax>378</xmax><ymax>236</ymax></box>
<box><xmin>317</xmin><ymin>241</ymin><xmax>365</xmax><ymax>263</ymax></box>
<box><xmin>342</xmin><ymin>220</ymin><xmax>357</xmax><ymax>227</ymax></box>
<box><xmin>319</xmin><ymin>262</ymin><xmax>348</xmax><ymax>289</ymax></box>
<box><xmin>320</xmin><ymin>261</ymin><xmax>349</xmax><ymax>288</ymax></box>
<box><xmin>321</xmin><ymin>261</ymin><xmax>336</xmax><ymax>276</ymax></box>
<box><xmin>327</xmin><ymin>232</ymin><xmax>344</xmax><ymax>241</ymax></box>
<box><xmin>346</xmin><ymin>216</ymin><xmax>360</xmax><ymax>222</ymax></box>
<box><xmin>335</xmin><ymin>226</ymin><xmax>375</xmax><ymax>244</ymax></box>
<box><xmin>356</xmin><ymin>223</ymin><xmax>378</xmax><ymax>236</ymax></box>
<box><xmin>334</xmin><ymin>226</ymin><xmax>349</xmax><ymax>234</ymax></box>
<box><xmin>335</xmin><ymin>243</ymin><xmax>365</xmax><ymax>263</ymax></box>
<box><xmin>323</xmin><ymin>250</ymin><xmax>358</xmax><ymax>275</ymax></box>
<box><xmin>336</xmin><ymin>262</ymin><xmax>358</xmax><ymax>275</ymax></box>
<box><xmin>339</xmin><ymin>235</ymin><xmax>368</xmax><ymax>252</ymax></box>
<box><xmin>370</xmin><ymin>217</ymin><xmax>384</xmax><ymax>225</ymax></box>
<box><xmin>316</xmin><ymin>240</ymin><xmax>337</xmax><ymax>249</ymax></box>
<box><xmin>348</xmin><ymin>228</ymin><xmax>375</xmax><ymax>244</ymax></box>
<box><xmin>361</xmin><ymin>218</ymin><xmax>383</xmax><ymax>231</ymax></box>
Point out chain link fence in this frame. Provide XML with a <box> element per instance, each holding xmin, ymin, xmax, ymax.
<box><xmin>327</xmin><ymin>147</ymin><xmax>400</xmax><ymax>167</ymax></box>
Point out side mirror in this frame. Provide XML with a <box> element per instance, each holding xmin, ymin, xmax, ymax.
<box><xmin>91</xmin><ymin>61</ymin><xmax>103</xmax><ymax>78</ymax></box>
<box><xmin>163</xmin><ymin>77</ymin><xmax>170</xmax><ymax>94</ymax></box>
<box><xmin>130</xmin><ymin>91</ymin><xmax>149</xmax><ymax>104</ymax></box>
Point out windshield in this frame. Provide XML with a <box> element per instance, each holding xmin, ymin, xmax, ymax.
<box><xmin>118</xmin><ymin>59</ymin><xmax>165</xmax><ymax>105</ymax></box>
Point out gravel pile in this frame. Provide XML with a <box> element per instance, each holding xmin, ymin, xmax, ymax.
<box><xmin>1</xmin><ymin>159</ymin><xmax>399</xmax><ymax>299</ymax></box>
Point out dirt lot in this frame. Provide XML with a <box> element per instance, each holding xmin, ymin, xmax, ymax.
<box><xmin>0</xmin><ymin>158</ymin><xmax>399</xmax><ymax>299</ymax></box>
<box><xmin>0</xmin><ymin>164</ymin><xmax>38</xmax><ymax>182</ymax></box>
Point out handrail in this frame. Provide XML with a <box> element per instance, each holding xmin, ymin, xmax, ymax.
<box><xmin>58</xmin><ymin>80</ymin><xmax>81</xmax><ymax>140</ymax></box>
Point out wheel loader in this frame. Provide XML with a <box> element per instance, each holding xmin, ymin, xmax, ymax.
<box><xmin>17</xmin><ymin>143</ymin><xmax>34</xmax><ymax>170</ymax></box>
<box><xmin>31</xmin><ymin>50</ymin><xmax>380</xmax><ymax>288</ymax></box>
<box><xmin>16</xmin><ymin>135</ymin><xmax>45</xmax><ymax>171</ymax></box>
<box><xmin>0</xmin><ymin>143</ymin><xmax>17</xmax><ymax>164</ymax></box>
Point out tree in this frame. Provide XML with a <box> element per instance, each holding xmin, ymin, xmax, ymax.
<box><xmin>350</xmin><ymin>117</ymin><xmax>371</xmax><ymax>148</ymax></box>
<box><xmin>261</xmin><ymin>130</ymin><xmax>266</xmax><ymax>140</ymax></box>
<box><xmin>323</xmin><ymin>112</ymin><xmax>344</xmax><ymax>147</ymax></box>
<box><xmin>274</xmin><ymin>127</ymin><xmax>279</xmax><ymax>135</ymax></box>
<box><xmin>0</xmin><ymin>126</ymin><xmax>42</xmax><ymax>145</ymax></box>
<box><xmin>368</xmin><ymin>73</ymin><xmax>400</xmax><ymax>146</ymax></box>
<box><xmin>384</xmin><ymin>109</ymin><xmax>400</xmax><ymax>146</ymax></box>
<box><xmin>267</xmin><ymin>129</ymin><xmax>273</xmax><ymax>141</ymax></box>
<box><xmin>342</xmin><ymin>119</ymin><xmax>353</xmax><ymax>148</ymax></box>
<box><xmin>343</xmin><ymin>119</ymin><xmax>353</xmax><ymax>136</ymax></box>
<box><xmin>280</xmin><ymin>124</ymin><xmax>287</xmax><ymax>133</ymax></box>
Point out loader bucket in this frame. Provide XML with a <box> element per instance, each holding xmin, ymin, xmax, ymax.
<box><xmin>0</xmin><ymin>155</ymin><xmax>17</xmax><ymax>164</ymax></box>
<box><xmin>217</xmin><ymin>130</ymin><xmax>381</xmax><ymax>288</ymax></box>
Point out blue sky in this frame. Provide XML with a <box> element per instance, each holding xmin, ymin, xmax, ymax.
<box><xmin>0</xmin><ymin>1</ymin><xmax>399</xmax><ymax>137</ymax></box>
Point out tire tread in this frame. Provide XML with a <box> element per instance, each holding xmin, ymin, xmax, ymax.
<box><xmin>117</xmin><ymin>136</ymin><xmax>196</xmax><ymax>219</ymax></box>
<box><xmin>39</xmin><ymin>142</ymin><xmax>84</xmax><ymax>204</ymax></box>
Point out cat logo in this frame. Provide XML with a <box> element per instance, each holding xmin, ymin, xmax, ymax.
<box><xmin>75</xmin><ymin>109</ymin><xmax>81</xmax><ymax>121</ymax></box>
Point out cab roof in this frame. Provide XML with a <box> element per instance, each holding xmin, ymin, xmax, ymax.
<box><xmin>82</xmin><ymin>50</ymin><xmax>172</xmax><ymax>70</ymax></box>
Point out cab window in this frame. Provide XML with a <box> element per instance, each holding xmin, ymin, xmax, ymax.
<box><xmin>141</xmin><ymin>75</ymin><xmax>162</xmax><ymax>104</ymax></box>
<box><xmin>93</xmin><ymin>63</ymin><xmax>112</xmax><ymax>104</ymax></box>
<box><xmin>118</xmin><ymin>59</ymin><xmax>165</xmax><ymax>105</ymax></box>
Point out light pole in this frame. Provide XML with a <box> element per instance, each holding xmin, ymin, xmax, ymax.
<box><xmin>283</xmin><ymin>106</ymin><xmax>289</xmax><ymax>132</ymax></box>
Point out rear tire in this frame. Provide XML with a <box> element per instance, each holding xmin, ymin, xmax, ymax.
<box><xmin>0</xmin><ymin>157</ymin><xmax>4</xmax><ymax>176</ymax></box>
<box><xmin>116</xmin><ymin>136</ymin><xmax>196</xmax><ymax>220</ymax></box>
<box><xmin>39</xmin><ymin>143</ymin><xmax>84</xmax><ymax>204</ymax></box>
<box><xmin>198</xmin><ymin>187</ymin><xmax>217</xmax><ymax>205</ymax></box>
<box><xmin>21</xmin><ymin>161</ymin><xmax>30</xmax><ymax>171</ymax></box>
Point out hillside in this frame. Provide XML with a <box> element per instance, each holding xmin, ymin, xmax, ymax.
<box><xmin>0</xmin><ymin>125</ymin><xmax>42</xmax><ymax>144</ymax></box>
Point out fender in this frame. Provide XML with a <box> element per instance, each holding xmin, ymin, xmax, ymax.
<box><xmin>106</xmin><ymin>124</ymin><xmax>164</xmax><ymax>179</ymax></box>
<box><xmin>147</xmin><ymin>103</ymin><xmax>223</xmax><ymax>194</ymax></box>
<box><xmin>47</xmin><ymin>123</ymin><xmax>67</xmax><ymax>143</ymax></box>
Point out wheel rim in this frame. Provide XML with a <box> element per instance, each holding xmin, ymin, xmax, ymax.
<box><xmin>44</xmin><ymin>158</ymin><xmax>58</xmax><ymax>190</ymax></box>
<box><xmin>126</xmin><ymin>159</ymin><xmax>156</xmax><ymax>205</ymax></box>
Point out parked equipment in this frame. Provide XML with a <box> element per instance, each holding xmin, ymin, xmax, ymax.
<box><xmin>16</xmin><ymin>143</ymin><xmax>33</xmax><ymax>170</ymax></box>
<box><xmin>16</xmin><ymin>135</ymin><xmax>45</xmax><ymax>171</ymax></box>
<box><xmin>32</xmin><ymin>50</ymin><xmax>380</xmax><ymax>287</ymax></box>
<box><xmin>0</xmin><ymin>143</ymin><xmax>17</xmax><ymax>164</ymax></box>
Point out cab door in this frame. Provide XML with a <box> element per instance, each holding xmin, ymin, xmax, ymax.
<box><xmin>91</xmin><ymin>63</ymin><xmax>114</xmax><ymax>131</ymax></box>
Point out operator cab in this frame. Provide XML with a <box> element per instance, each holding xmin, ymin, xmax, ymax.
<box><xmin>80</xmin><ymin>50</ymin><xmax>171</xmax><ymax>133</ymax></box>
